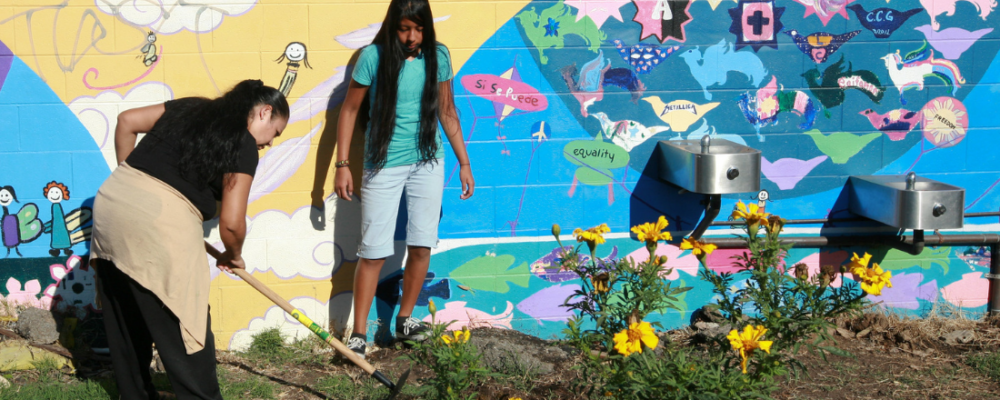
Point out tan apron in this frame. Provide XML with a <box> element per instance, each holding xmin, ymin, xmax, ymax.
<box><xmin>90</xmin><ymin>163</ymin><xmax>209</xmax><ymax>355</ymax></box>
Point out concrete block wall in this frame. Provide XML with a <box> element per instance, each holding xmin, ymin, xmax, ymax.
<box><xmin>0</xmin><ymin>0</ymin><xmax>997</xmax><ymax>349</ymax></box>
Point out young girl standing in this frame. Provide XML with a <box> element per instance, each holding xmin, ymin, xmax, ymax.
<box><xmin>334</xmin><ymin>0</ymin><xmax>474</xmax><ymax>360</ymax></box>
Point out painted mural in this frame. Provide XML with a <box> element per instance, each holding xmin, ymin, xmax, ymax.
<box><xmin>0</xmin><ymin>0</ymin><xmax>998</xmax><ymax>350</ymax></box>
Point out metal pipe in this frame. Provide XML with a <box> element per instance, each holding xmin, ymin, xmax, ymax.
<box><xmin>967</xmin><ymin>212</ymin><xmax>1000</xmax><ymax>218</ymax></box>
<box><xmin>690</xmin><ymin>194</ymin><xmax>721</xmax><ymax>240</ymax></box>
<box><xmin>702</xmin><ymin>233</ymin><xmax>1000</xmax><ymax>249</ymax></box>
<box><xmin>702</xmin><ymin>233</ymin><xmax>1000</xmax><ymax>314</ymax></box>
<box><xmin>990</xmin><ymin>243</ymin><xmax>1000</xmax><ymax>315</ymax></box>
<box><xmin>708</xmin><ymin>211</ymin><xmax>1000</xmax><ymax>227</ymax></box>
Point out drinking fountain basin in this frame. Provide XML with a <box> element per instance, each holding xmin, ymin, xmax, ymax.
<box><xmin>656</xmin><ymin>137</ymin><xmax>761</xmax><ymax>194</ymax></box>
<box><xmin>848</xmin><ymin>173</ymin><xmax>964</xmax><ymax>230</ymax></box>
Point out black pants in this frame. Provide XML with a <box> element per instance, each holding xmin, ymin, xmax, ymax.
<box><xmin>96</xmin><ymin>259</ymin><xmax>223</xmax><ymax>400</ymax></box>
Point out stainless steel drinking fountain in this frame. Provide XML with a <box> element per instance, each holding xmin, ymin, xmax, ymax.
<box><xmin>848</xmin><ymin>172</ymin><xmax>965</xmax><ymax>230</ymax></box>
<box><xmin>656</xmin><ymin>136</ymin><xmax>762</xmax><ymax>238</ymax></box>
<box><xmin>657</xmin><ymin>136</ymin><xmax>762</xmax><ymax>195</ymax></box>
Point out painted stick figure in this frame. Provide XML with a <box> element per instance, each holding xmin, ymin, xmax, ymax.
<box><xmin>139</xmin><ymin>31</ymin><xmax>158</xmax><ymax>67</ymax></box>
<box><xmin>0</xmin><ymin>186</ymin><xmax>42</xmax><ymax>257</ymax></box>
<box><xmin>754</xmin><ymin>189</ymin><xmax>771</xmax><ymax>213</ymax></box>
<box><xmin>41</xmin><ymin>182</ymin><xmax>93</xmax><ymax>257</ymax></box>
<box><xmin>275</xmin><ymin>42</ymin><xmax>311</xmax><ymax>97</ymax></box>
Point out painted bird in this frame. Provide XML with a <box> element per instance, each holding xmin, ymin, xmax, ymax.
<box><xmin>784</xmin><ymin>29</ymin><xmax>861</xmax><ymax>64</ymax></box>
<box><xmin>846</xmin><ymin>4</ymin><xmax>923</xmax><ymax>39</ymax></box>
<box><xmin>641</xmin><ymin>97</ymin><xmax>720</xmax><ymax>132</ymax></box>
<box><xmin>913</xmin><ymin>25</ymin><xmax>994</xmax><ymax>60</ymax></box>
<box><xmin>590</xmin><ymin>112</ymin><xmax>669</xmax><ymax>152</ymax></box>
<box><xmin>802</xmin><ymin>56</ymin><xmax>884</xmax><ymax>112</ymax></box>
<box><xmin>859</xmin><ymin>108</ymin><xmax>921</xmax><ymax>141</ymax></box>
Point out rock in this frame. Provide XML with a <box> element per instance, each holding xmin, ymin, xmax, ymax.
<box><xmin>836</xmin><ymin>328</ymin><xmax>856</xmax><ymax>338</ymax></box>
<box><xmin>941</xmin><ymin>330</ymin><xmax>974</xmax><ymax>345</ymax></box>
<box><xmin>0</xmin><ymin>375</ymin><xmax>9</xmax><ymax>389</ymax></box>
<box><xmin>693</xmin><ymin>321</ymin><xmax>719</xmax><ymax>331</ymax></box>
<box><xmin>468</xmin><ymin>328</ymin><xmax>573</xmax><ymax>375</ymax></box>
<box><xmin>691</xmin><ymin>306</ymin><xmax>725</xmax><ymax>324</ymax></box>
<box><xmin>894</xmin><ymin>329</ymin><xmax>917</xmax><ymax>345</ymax></box>
<box><xmin>15</xmin><ymin>308</ymin><xmax>59</xmax><ymax>345</ymax></box>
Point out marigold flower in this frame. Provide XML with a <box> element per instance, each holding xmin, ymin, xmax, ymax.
<box><xmin>631</xmin><ymin>216</ymin><xmax>672</xmax><ymax>246</ymax></box>
<box><xmin>848</xmin><ymin>252</ymin><xmax>893</xmax><ymax>296</ymax></box>
<box><xmin>764</xmin><ymin>215</ymin><xmax>785</xmax><ymax>234</ymax></box>
<box><xmin>731</xmin><ymin>201</ymin><xmax>770</xmax><ymax>231</ymax></box>
<box><xmin>441</xmin><ymin>327</ymin><xmax>470</xmax><ymax>345</ymax></box>
<box><xmin>573</xmin><ymin>223</ymin><xmax>610</xmax><ymax>252</ymax></box>
<box><xmin>428</xmin><ymin>299</ymin><xmax>437</xmax><ymax>320</ymax></box>
<box><xmin>680</xmin><ymin>238</ymin><xmax>717</xmax><ymax>257</ymax></box>
<box><xmin>846</xmin><ymin>252</ymin><xmax>872</xmax><ymax>271</ymax></box>
<box><xmin>793</xmin><ymin>263</ymin><xmax>809</xmax><ymax>281</ymax></box>
<box><xmin>551</xmin><ymin>223</ymin><xmax>561</xmax><ymax>237</ymax></box>
<box><xmin>613</xmin><ymin>321</ymin><xmax>659</xmax><ymax>356</ymax></box>
<box><xmin>591</xmin><ymin>272</ymin><xmax>610</xmax><ymax>294</ymax></box>
<box><xmin>727</xmin><ymin>325</ymin><xmax>773</xmax><ymax>374</ymax></box>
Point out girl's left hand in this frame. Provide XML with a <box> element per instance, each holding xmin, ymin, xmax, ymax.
<box><xmin>216</xmin><ymin>250</ymin><xmax>246</xmax><ymax>274</ymax></box>
<box><xmin>459</xmin><ymin>165</ymin><xmax>475</xmax><ymax>200</ymax></box>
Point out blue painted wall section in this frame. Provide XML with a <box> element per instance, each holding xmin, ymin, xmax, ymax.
<box><xmin>413</xmin><ymin>0</ymin><xmax>1000</xmax><ymax>339</ymax></box>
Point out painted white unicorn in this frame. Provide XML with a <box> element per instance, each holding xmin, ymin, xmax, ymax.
<box><xmin>881</xmin><ymin>49</ymin><xmax>965</xmax><ymax>105</ymax></box>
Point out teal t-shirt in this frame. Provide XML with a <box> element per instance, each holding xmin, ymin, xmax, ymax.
<box><xmin>353</xmin><ymin>43</ymin><xmax>453</xmax><ymax>169</ymax></box>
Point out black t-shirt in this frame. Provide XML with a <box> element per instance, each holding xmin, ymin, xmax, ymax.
<box><xmin>126</xmin><ymin>98</ymin><xmax>259</xmax><ymax>220</ymax></box>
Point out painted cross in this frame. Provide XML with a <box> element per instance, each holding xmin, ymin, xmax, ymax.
<box><xmin>746</xmin><ymin>10</ymin><xmax>769</xmax><ymax>36</ymax></box>
<box><xmin>728</xmin><ymin>0</ymin><xmax>783</xmax><ymax>52</ymax></box>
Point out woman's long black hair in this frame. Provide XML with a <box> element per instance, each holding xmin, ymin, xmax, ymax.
<box><xmin>156</xmin><ymin>79</ymin><xmax>289</xmax><ymax>185</ymax></box>
<box><xmin>367</xmin><ymin>0</ymin><xmax>440</xmax><ymax>170</ymax></box>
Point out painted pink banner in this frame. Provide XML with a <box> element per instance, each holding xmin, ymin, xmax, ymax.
<box><xmin>461</xmin><ymin>74</ymin><xmax>548</xmax><ymax>112</ymax></box>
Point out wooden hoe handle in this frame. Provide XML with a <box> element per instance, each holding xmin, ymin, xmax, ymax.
<box><xmin>203</xmin><ymin>242</ymin><xmax>376</xmax><ymax>375</ymax></box>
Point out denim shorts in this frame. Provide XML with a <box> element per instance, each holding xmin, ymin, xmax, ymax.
<box><xmin>358</xmin><ymin>160</ymin><xmax>444</xmax><ymax>259</ymax></box>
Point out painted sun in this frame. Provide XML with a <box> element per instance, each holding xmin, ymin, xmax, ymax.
<box><xmin>921</xmin><ymin>97</ymin><xmax>968</xmax><ymax>148</ymax></box>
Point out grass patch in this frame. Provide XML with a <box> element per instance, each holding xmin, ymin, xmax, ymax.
<box><xmin>967</xmin><ymin>352</ymin><xmax>1000</xmax><ymax>383</ymax></box>
<box><xmin>0</xmin><ymin>365</ymin><xmax>275</xmax><ymax>400</ymax></box>
<box><xmin>316</xmin><ymin>374</ymin><xmax>421</xmax><ymax>400</ymax></box>
<box><xmin>242</xmin><ymin>327</ymin><xmax>332</xmax><ymax>367</ymax></box>
<box><xmin>218</xmin><ymin>366</ymin><xmax>276</xmax><ymax>399</ymax></box>
<box><xmin>245</xmin><ymin>327</ymin><xmax>291</xmax><ymax>363</ymax></box>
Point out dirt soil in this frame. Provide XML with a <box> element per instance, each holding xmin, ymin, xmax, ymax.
<box><xmin>7</xmin><ymin>311</ymin><xmax>1000</xmax><ymax>399</ymax></box>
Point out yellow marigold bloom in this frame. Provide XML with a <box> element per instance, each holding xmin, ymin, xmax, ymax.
<box><xmin>679</xmin><ymin>238</ymin><xmax>717</xmax><ymax>257</ymax></box>
<box><xmin>441</xmin><ymin>327</ymin><xmax>471</xmax><ymax>345</ymax></box>
<box><xmin>591</xmin><ymin>272</ymin><xmax>610</xmax><ymax>294</ymax></box>
<box><xmin>612</xmin><ymin>321</ymin><xmax>659</xmax><ymax>356</ymax></box>
<box><xmin>846</xmin><ymin>252</ymin><xmax>872</xmax><ymax>271</ymax></box>
<box><xmin>731</xmin><ymin>201</ymin><xmax>770</xmax><ymax>229</ymax></box>
<box><xmin>574</xmin><ymin>224</ymin><xmax>610</xmax><ymax>252</ymax></box>
<box><xmin>727</xmin><ymin>325</ymin><xmax>773</xmax><ymax>374</ymax></box>
<box><xmin>851</xmin><ymin>262</ymin><xmax>893</xmax><ymax>296</ymax></box>
<box><xmin>631</xmin><ymin>216</ymin><xmax>672</xmax><ymax>245</ymax></box>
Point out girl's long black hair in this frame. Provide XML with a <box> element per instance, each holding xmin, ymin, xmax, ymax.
<box><xmin>367</xmin><ymin>0</ymin><xmax>440</xmax><ymax>170</ymax></box>
<box><xmin>156</xmin><ymin>79</ymin><xmax>289</xmax><ymax>185</ymax></box>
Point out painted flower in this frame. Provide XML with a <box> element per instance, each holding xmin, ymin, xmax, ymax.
<box><xmin>848</xmin><ymin>252</ymin><xmax>893</xmax><ymax>296</ymax></box>
<box><xmin>441</xmin><ymin>327</ymin><xmax>471</xmax><ymax>345</ymax></box>
<box><xmin>731</xmin><ymin>201</ymin><xmax>770</xmax><ymax>230</ymax></box>
<box><xmin>680</xmin><ymin>238</ymin><xmax>717</xmax><ymax>257</ymax></box>
<box><xmin>727</xmin><ymin>325</ymin><xmax>773</xmax><ymax>374</ymax></box>
<box><xmin>631</xmin><ymin>216</ymin><xmax>672</xmax><ymax>246</ymax></box>
<box><xmin>613</xmin><ymin>321</ymin><xmax>659</xmax><ymax>356</ymax></box>
<box><xmin>574</xmin><ymin>223</ymin><xmax>610</xmax><ymax>252</ymax></box>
